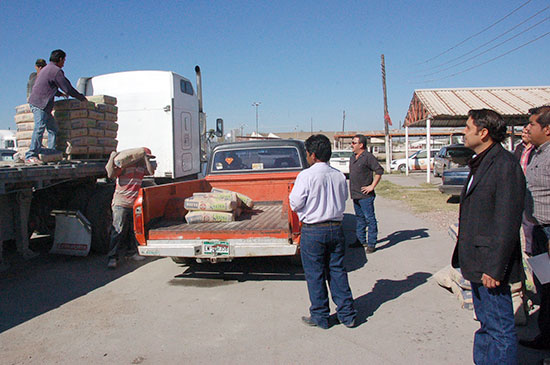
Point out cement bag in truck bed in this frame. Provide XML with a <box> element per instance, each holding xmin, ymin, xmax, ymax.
<box><xmin>183</xmin><ymin>196</ymin><xmax>238</xmax><ymax>212</ymax></box>
<box><xmin>185</xmin><ymin>211</ymin><xmax>235</xmax><ymax>224</ymax></box>
<box><xmin>211</xmin><ymin>187</ymin><xmax>254</xmax><ymax>209</ymax></box>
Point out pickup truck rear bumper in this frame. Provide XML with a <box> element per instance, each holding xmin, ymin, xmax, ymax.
<box><xmin>438</xmin><ymin>184</ymin><xmax>463</xmax><ymax>197</ymax></box>
<box><xmin>138</xmin><ymin>238</ymin><xmax>297</xmax><ymax>258</ymax></box>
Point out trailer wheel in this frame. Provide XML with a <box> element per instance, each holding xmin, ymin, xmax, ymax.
<box><xmin>171</xmin><ymin>257</ymin><xmax>194</xmax><ymax>265</ymax></box>
<box><xmin>86</xmin><ymin>185</ymin><xmax>115</xmax><ymax>253</ymax></box>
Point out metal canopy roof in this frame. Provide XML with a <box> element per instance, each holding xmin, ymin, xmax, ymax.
<box><xmin>404</xmin><ymin>86</ymin><xmax>550</xmax><ymax>128</ymax></box>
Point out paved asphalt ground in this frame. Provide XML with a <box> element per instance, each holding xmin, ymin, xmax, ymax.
<box><xmin>1</xmin><ymin>173</ymin><xmax>549</xmax><ymax>364</ymax></box>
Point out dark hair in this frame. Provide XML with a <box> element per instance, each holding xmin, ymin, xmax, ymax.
<box><xmin>35</xmin><ymin>59</ymin><xmax>46</xmax><ymax>68</ymax></box>
<box><xmin>467</xmin><ymin>109</ymin><xmax>507</xmax><ymax>143</ymax></box>
<box><xmin>50</xmin><ymin>49</ymin><xmax>66</xmax><ymax>63</ymax></box>
<box><xmin>354</xmin><ymin>134</ymin><xmax>368</xmax><ymax>150</ymax></box>
<box><xmin>529</xmin><ymin>105</ymin><xmax>550</xmax><ymax>128</ymax></box>
<box><xmin>305</xmin><ymin>134</ymin><xmax>331</xmax><ymax>162</ymax></box>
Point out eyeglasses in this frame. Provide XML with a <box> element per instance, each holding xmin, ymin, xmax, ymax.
<box><xmin>351</xmin><ymin>141</ymin><xmax>358</xmax><ymax>145</ymax></box>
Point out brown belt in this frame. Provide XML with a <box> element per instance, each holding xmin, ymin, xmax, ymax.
<box><xmin>302</xmin><ymin>221</ymin><xmax>342</xmax><ymax>227</ymax></box>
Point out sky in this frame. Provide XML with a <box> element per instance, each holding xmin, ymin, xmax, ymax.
<box><xmin>0</xmin><ymin>0</ymin><xmax>548</xmax><ymax>135</ymax></box>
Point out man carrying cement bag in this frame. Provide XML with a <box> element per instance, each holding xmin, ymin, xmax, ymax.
<box><xmin>105</xmin><ymin>148</ymin><xmax>156</xmax><ymax>269</ymax></box>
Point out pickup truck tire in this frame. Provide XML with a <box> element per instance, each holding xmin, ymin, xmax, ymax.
<box><xmin>86</xmin><ymin>185</ymin><xmax>115</xmax><ymax>254</ymax></box>
<box><xmin>171</xmin><ymin>257</ymin><xmax>194</xmax><ymax>265</ymax></box>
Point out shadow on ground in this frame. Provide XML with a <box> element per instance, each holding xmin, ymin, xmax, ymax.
<box><xmin>0</xmin><ymin>237</ymin><xmax>155</xmax><ymax>333</ymax></box>
<box><xmin>353</xmin><ymin>272</ymin><xmax>432</xmax><ymax>325</ymax></box>
<box><xmin>376</xmin><ymin>228</ymin><xmax>430</xmax><ymax>251</ymax></box>
<box><xmin>173</xmin><ymin>256</ymin><xmax>305</xmax><ymax>283</ymax></box>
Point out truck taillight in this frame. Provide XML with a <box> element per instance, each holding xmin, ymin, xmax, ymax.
<box><xmin>134</xmin><ymin>206</ymin><xmax>143</xmax><ymax>235</ymax></box>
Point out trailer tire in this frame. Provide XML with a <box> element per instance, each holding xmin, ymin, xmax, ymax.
<box><xmin>171</xmin><ymin>257</ymin><xmax>194</xmax><ymax>265</ymax></box>
<box><xmin>86</xmin><ymin>185</ymin><xmax>115</xmax><ymax>254</ymax></box>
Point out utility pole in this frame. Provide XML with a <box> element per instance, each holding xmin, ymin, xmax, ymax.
<box><xmin>342</xmin><ymin>110</ymin><xmax>345</xmax><ymax>132</ymax></box>
<box><xmin>252</xmin><ymin>102</ymin><xmax>261</xmax><ymax>134</ymax></box>
<box><xmin>381</xmin><ymin>54</ymin><xmax>391</xmax><ymax>173</ymax></box>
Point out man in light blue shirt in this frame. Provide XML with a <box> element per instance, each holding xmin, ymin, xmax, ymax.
<box><xmin>289</xmin><ymin>134</ymin><xmax>356</xmax><ymax>329</ymax></box>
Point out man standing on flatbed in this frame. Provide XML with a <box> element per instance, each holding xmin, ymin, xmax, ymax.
<box><xmin>26</xmin><ymin>49</ymin><xmax>87</xmax><ymax>164</ymax></box>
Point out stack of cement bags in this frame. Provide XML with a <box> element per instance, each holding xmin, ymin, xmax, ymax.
<box><xmin>184</xmin><ymin>188</ymin><xmax>254</xmax><ymax>223</ymax></box>
<box><xmin>14</xmin><ymin>104</ymin><xmax>48</xmax><ymax>157</ymax></box>
<box><xmin>54</xmin><ymin>95</ymin><xmax>118</xmax><ymax>156</ymax></box>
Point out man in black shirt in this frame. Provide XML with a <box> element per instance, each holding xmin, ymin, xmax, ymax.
<box><xmin>349</xmin><ymin>134</ymin><xmax>384</xmax><ymax>252</ymax></box>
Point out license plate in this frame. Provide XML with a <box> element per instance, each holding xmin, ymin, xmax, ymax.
<box><xmin>339</xmin><ymin>161</ymin><xmax>346</xmax><ymax>165</ymax></box>
<box><xmin>202</xmin><ymin>241</ymin><xmax>230</xmax><ymax>256</ymax></box>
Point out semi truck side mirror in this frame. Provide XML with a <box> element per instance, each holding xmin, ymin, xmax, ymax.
<box><xmin>215</xmin><ymin>118</ymin><xmax>224</xmax><ymax>137</ymax></box>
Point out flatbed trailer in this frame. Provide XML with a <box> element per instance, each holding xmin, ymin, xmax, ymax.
<box><xmin>0</xmin><ymin>159</ymin><xmax>113</xmax><ymax>269</ymax></box>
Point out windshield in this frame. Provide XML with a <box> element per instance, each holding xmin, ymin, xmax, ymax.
<box><xmin>210</xmin><ymin>146</ymin><xmax>303</xmax><ymax>173</ymax></box>
<box><xmin>331</xmin><ymin>151</ymin><xmax>353</xmax><ymax>159</ymax></box>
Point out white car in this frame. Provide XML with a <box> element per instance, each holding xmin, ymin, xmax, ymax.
<box><xmin>390</xmin><ymin>149</ymin><xmax>439</xmax><ymax>173</ymax></box>
<box><xmin>329</xmin><ymin>150</ymin><xmax>353</xmax><ymax>175</ymax></box>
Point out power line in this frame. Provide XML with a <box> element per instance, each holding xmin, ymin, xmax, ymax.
<box><xmin>415</xmin><ymin>31</ymin><xmax>550</xmax><ymax>83</ymax></box>
<box><xmin>419</xmin><ymin>15</ymin><xmax>549</xmax><ymax>78</ymax></box>
<box><xmin>417</xmin><ymin>0</ymin><xmax>533</xmax><ymax>65</ymax></box>
<box><xmin>414</xmin><ymin>6</ymin><xmax>549</xmax><ymax>74</ymax></box>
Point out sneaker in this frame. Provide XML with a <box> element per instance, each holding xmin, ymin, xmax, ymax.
<box><xmin>25</xmin><ymin>156</ymin><xmax>44</xmax><ymax>165</ymax></box>
<box><xmin>366</xmin><ymin>246</ymin><xmax>376</xmax><ymax>253</ymax></box>
<box><xmin>107</xmin><ymin>258</ymin><xmax>117</xmax><ymax>269</ymax></box>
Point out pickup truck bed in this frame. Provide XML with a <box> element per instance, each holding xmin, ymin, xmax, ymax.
<box><xmin>149</xmin><ymin>201</ymin><xmax>287</xmax><ymax>237</ymax></box>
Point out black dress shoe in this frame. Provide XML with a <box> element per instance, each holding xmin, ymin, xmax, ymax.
<box><xmin>342</xmin><ymin>318</ymin><xmax>357</xmax><ymax>328</ymax></box>
<box><xmin>519</xmin><ymin>337</ymin><xmax>550</xmax><ymax>350</ymax></box>
<box><xmin>301</xmin><ymin>316</ymin><xmax>328</xmax><ymax>329</ymax></box>
<box><xmin>365</xmin><ymin>246</ymin><xmax>376</xmax><ymax>253</ymax></box>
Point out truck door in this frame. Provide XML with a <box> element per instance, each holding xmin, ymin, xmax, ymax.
<box><xmin>173</xmin><ymin>110</ymin><xmax>195</xmax><ymax>177</ymax></box>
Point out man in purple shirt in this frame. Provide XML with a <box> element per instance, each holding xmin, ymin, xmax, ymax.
<box><xmin>26</xmin><ymin>49</ymin><xmax>87</xmax><ymax>164</ymax></box>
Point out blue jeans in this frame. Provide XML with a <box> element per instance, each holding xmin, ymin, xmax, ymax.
<box><xmin>26</xmin><ymin>104</ymin><xmax>58</xmax><ymax>159</ymax></box>
<box><xmin>108</xmin><ymin>206</ymin><xmax>137</xmax><ymax>259</ymax></box>
<box><xmin>300</xmin><ymin>223</ymin><xmax>356</xmax><ymax>328</ymax></box>
<box><xmin>532</xmin><ymin>225</ymin><xmax>550</xmax><ymax>340</ymax></box>
<box><xmin>353</xmin><ymin>196</ymin><xmax>378</xmax><ymax>247</ymax></box>
<box><xmin>471</xmin><ymin>282</ymin><xmax>517</xmax><ymax>365</ymax></box>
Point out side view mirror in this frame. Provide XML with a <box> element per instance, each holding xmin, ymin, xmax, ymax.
<box><xmin>215</xmin><ymin>118</ymin><xmax>224</xmax><ymax>138</ymax></box>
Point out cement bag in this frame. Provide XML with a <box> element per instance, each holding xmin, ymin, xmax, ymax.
<box><xmin>53</xmin><ymin>109</ymin><xmax>88</xmax><ymax>121</ymax></box>
<box><xmin>104</xmin><ymin>129</ymin><xmax>117</xmax><ymax>138</ymax></box>
<box><xmin>97</xmin><ymin>137</ymin><xmax>117</xmax><ymax>147</ymax></box>
<box><xmin>88</xmin><ymin>146</ymin><xmax>104</xmax><ymax>154</ymax></box>
<box><xmin>63</xmin><ymin>118</ymin><xmax>97</xmax><ymax>129</ymax></box>
<box><xmin>104</xmin><ymin>112</ymin><xmax>117</xmax><ymax>122</ymax></box>
<box><xmin>17</xmin><ymin>137</ymin><xmax>47</xmax><ymax>148</ymax></box>
<box><xmin>212</xmin><ymin>187</ymin><xmax>254</xmax><ymax>209</ymax></box>
<box><xmin>88</xmin><ymin>128</ymin><xmax>104</xmax><ymax>137</ymax></box>
<box><xmin>14</xmin><ymin>112</ymin><xmax>34</xmax><ymax>124</ymax></box>
<box><xmin>193</xmin><ymin>191</ymin><xmax>238</xmax><ymax>204</ymax></box>
<box><xmin>54</xmin><ymin>99</ymin><xmax>87</xmax><ymax>110</ymax></box>
<box><xmin>184</xmin><ymin>196</ymin><xmax>238</xmax><ymax>212</ymax></box>
<box><xmin>86</xmin><ymin>95</ymin><xmax>117</xmax><ymax>105</ymax></box>
<box><xmin>96</xmin><ymin>121</ymin><xmax>119</xmax><ymax>131</ymax></box>
<box><xmin>17</xmin><ymin>121</ymin><xmax>34</xmax><ymax>131</ymax></box>
<box><xmin>16</xmin><ymin>130</ymin><xmax>34</xmax><ymax>140</ymax></box>
<box><xmin>185</xmin><ymin>211</ymin><xmax>235</xmax><ymax>224</ymax></box>
<box><xmin>15</xmin><ymin>103</ymin><xmax>31</xmax><ymax>114</ymax></box>
<box><xmin>88</xmin><ymin>110</ymin><xmax>104</xmax><ymax>121</ymax></box>
<box><xmin>103</xmin><ymin>146</ymin><xmax>116</xmax><ymax>154</ymax></box>
<box><xmin>39</xmin><ymin>149</ymin><xmax>63</xmax><ymax>162</ymax></box>
<box><xmin>114</xmin><ymin>148</ymin><xmax>146</xmax><ymax>168</ymax></box>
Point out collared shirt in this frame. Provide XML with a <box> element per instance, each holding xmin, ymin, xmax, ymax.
<box><xmin>349</xmin><ymin>150</ymin><xmax>384</xmax><ymax>200</ymax></box>
<box><xmin>526</xmin><ymin>141</ymin><xmax>550</xmax><ymax>225</ymax></box>
<box><xmin>289</xmin><ymin>162</ymin><xmax>348</xmax><ymax>224</ymax></box>
<box><xmin>112</xmin><ymin>166</ymin><xmax>147</xmax><ymax>208</ymax></box>
<box><xmin>28</xmin><ymin>62</ymin><xmax>86</xmax><ymax>112</ymax></box>
<box><xmin>519</xmin><ymin>143</ymin><xmax>534</xmax><ymax>173</ymax></box>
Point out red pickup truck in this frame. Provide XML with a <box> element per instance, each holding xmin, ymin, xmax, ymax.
<box><xmin>133</xmin><ymin>139</ymin><xmax>308</xmax><ymax>264</ymax></box>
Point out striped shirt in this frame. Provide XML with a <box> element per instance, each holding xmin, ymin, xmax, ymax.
<box><xmin>112</xmin><ymin>166</ymin><xmax>147</xmax><ymax>208</ymax></box>
<box><xmin>526</xmin><ymin>141</ymin><xmax>550</xmax><ymax>225</ymax></box>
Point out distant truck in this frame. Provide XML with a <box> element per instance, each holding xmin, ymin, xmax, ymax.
<box><xmin>77</xmin><ymin>67</ymin><xmax>221</xmax><ymax>181</ymax></box>
<box><xmin>133</xmin><ymin>139</ymin><xmax>308</xmax><ymax>264</ymax></box>
<box><xmin>0</xmin><ymin>130</ymin><xmax>17</xmax><ymax>150</ymax></box>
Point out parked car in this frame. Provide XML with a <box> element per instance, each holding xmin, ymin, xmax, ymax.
<box><xmin>439</xmin><ymin>166</ymin><xmax>469</xmax><ymax>197</ymax></box>
<box><xmin>390</xmin><ymin>149</ymin><xmax>439</xmax><ymax>173</ymax></box>
<box><xmin>0</xmin><ymin>148</ymin><xmax>16</xmax><ymax>161</ymax></box>
<box><xmin>433</xmin><ymin>144</ymin><xmax>475</xmax><ymax>177</ymax></box>
<box><xmin>329</xmin><ymin>149</ymin><xmax>353</xmax><ymax>176</ymax></box>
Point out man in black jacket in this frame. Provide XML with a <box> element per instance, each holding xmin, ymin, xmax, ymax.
<box><xmin>452</xmin><ymin>109</ymin><xmax>525</xmax><ymax>365</ymax></box>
